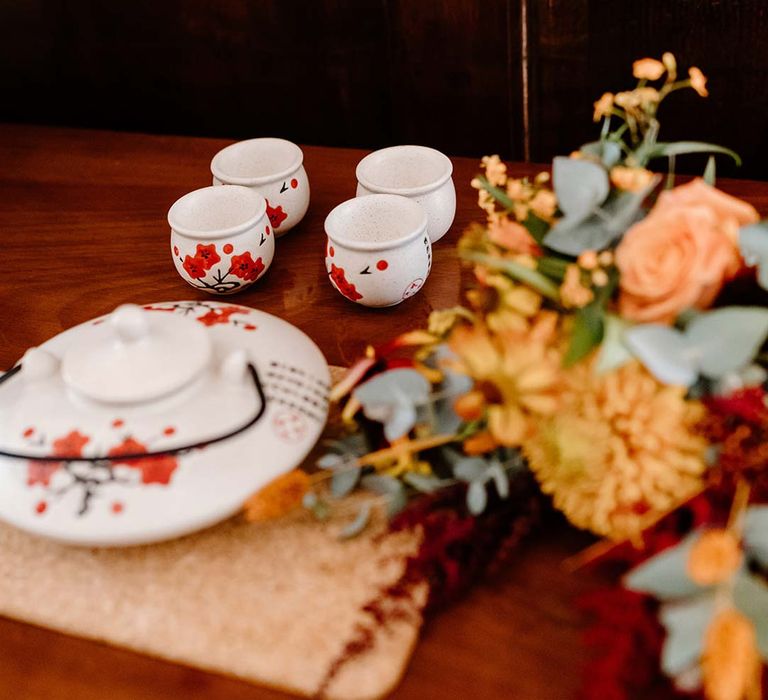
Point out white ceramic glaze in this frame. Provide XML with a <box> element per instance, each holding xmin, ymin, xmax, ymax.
<box><xmin>0</xmin><ymin>301</ymin><xmax>330</xmax><ymax>547</ymax></box>
<box><xmin>168</xmin><ymin>185</ymin><xmax>275</xmax><ymax>295</ymax></box>
<box><xmin>324</xmin><ymin>194</ymin><xmax>432</xmax><ymax>307</ymax></box>
<box><xmin>211</xmin><ymin>138</ymin><xmax>310</xmax><ymax>236</ymax></box>
<box><xmin>355</xmin><ymin>145</ymin><xmax>456</xmax><ymax>243</ymax></box>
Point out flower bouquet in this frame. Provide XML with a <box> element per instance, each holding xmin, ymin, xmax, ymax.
<box><xmin>247</xmin><ymin>54</ymin><xmax>768</xmax><ymax>699</ymax></box>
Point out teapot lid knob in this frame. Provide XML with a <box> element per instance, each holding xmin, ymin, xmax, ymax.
<box><xmin>112</xmin><ymin>304</ymin><xmax>151</xmax><ymax>344</ymax></box>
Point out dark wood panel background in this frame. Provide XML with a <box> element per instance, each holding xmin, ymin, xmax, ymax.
<box><xmin>1</xmin><ymin>0</ymin><xmax>767</xmax><ymax>178</ymax></box>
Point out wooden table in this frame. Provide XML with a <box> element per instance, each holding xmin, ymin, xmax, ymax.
<box><xmin>1</xmin><ymin>125</ymin><xmax>765</xmax><ymax>700</ymax></box>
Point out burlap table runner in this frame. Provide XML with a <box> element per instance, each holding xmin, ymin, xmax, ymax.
<box><xmin>0</xmin><ymin>367</ymin><xmax>426</xmax><ymax>700</ymax></box>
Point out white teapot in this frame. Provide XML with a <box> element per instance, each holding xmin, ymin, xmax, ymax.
<box><xmin>0</xmin><ymin>302</ymin><xmax>329</xmax><ymax>546</ymax></box>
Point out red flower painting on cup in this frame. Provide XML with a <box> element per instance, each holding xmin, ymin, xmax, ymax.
<box><xmin>329</xmin><ymin>263</ymin><xmax>363</xmax><ymax>301</ymax></box>
<box><xmin>175</xmin><ymin>241</ymin><xmax>267</xmax><ymax>293</ymax></box>
<box><xmin>266</xmin><ymin>199</ymin><xmax>288</xmax><ymax>229</ymax></box>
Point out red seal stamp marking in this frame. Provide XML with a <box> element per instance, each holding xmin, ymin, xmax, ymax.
<box><xmin>272</xmin><ymin>410</ymin><xmax>308</xmax><ymax>442</ymax></box>
<box><xmin>402</xmin><ymin>278</ymin><xmax>424</xmax><ymax>299</ymax></box>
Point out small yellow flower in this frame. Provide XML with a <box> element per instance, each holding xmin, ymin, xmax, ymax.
<box><xmin>529</xmin><ymin>189</ymin><xmax>558</xmax><ymax>220</ymax></box>
<box><xmin>593</xmin><ymin>92</ymin><xmax>614</xmax><ymax>121</ymax></box>
<box><xmin>598</xmin><ymin>250</ymin><xmax>614</xmax><ymax>266</ymax></box>
<box><xmin>610</xmin><ymin>165</ymin><xmax>656</xmax><ymax>192</ymax></box>
<box><xmin>635</xmin><ymin>86</ymin><xmax>661</xmax><ymax>105</ymax></box>
<box><xmin>591</xmin><ymin>269</ymin><xmax>609</xmax><ymax>287</ymax></box>
<box><xmin>702</xmin><ymin>608</ymin><xmax>762</xmax><ymax>700</ymax></box>
<box><xmin>534</xmin><ymin>171</ymin><xmax>550</xmax><ymax>185</ymax></box>
<box><xmin>577</xmin><ymin>250</ymin><xmax>598</xmax><ymax>270</ymax></box>
<box><xmin>687</xmin><ymin>529</ymin><xmax>742</xmax><ymax>585</ymax></box>
<box><xmin>614</xmin><ymin>91</ymin><xmax>640</xmax><ymax>110</ymax></box>
<box><xmin>689</xmin><ymin>66</ymin><xmax>709</xmax><ymax>97</ymax></box>
<box><xmin>633</xmin><ymin>58</ymin><xmax>665</xmax><ymax>81</ymax></box>
<box><xmin>427</xmin><ymin>306</ymin><xmax>474</xmax><ymax>337</ymax></box>
<box><xmin>481</xmin><ymin>155</ymin><xmax>507</xmax><ymax>187</ymax></box>
<box><xmin>560</xmin><ymin>264</ymin><xmax>594</xmax><ymax>309</ymax></box>
<box><xmin>662</xmin><ymin>52</ymin><xmax>677</xmax><ymax>81</ymax></box>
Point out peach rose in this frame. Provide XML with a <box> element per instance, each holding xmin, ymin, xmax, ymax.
<box><xmin>616</xmin><ymin>180</ymin><xmax>757</xmax><ymax>324</ymax></box>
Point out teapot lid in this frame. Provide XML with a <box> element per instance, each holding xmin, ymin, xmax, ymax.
<box><xmin>60</xmin><ymin>304</ymin><xmax>212</xmax><ymax>404</ymax></box>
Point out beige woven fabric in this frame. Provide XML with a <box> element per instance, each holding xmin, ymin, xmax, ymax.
<box><xmin>0</xmin><ymin>367</ymin><xmax>425</xmax><ymax>700</ymax></box>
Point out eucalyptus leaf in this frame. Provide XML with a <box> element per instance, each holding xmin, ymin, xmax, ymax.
<box><xmin>353</xmin><ymin>368</ymin><xmax>430</xmax><ymax>441</ymax></box>
<box><xmin>337</xmin><ymin>502</ymin><xmax>372</xmax><ymax>540</ymax></box>
<box><xmin>733</xmin><ymin>571</ymin><xmax>768</xmax><ymax>660</ymax></box>
<box><xmin>659</xmin><ymin>595</ymin><xmax>716</xmax><ymax>677</ymax></box>
<box><xmin>744</xmin><ymin>506</ymin><xmax>768</xmax><ymax>570</ymax></box>
<box><xmin>317</xmin><ymin>453</ymin><xmax>344</xmax><ymax>469</ymax></box>
<box><xmin>361</xmin><ymin>474</ymin><xmax>408</xmax><ymax>517</ymax></box>
<box><xmin>740</xmin><ymin>222</ymin><xmax>768</xmax><ymax>291</ymax></box>
<box><xmin>623</xmin><ymin>324</ymin><xmax>696</xmax><ymax>387</ymax></box>
<box><xmin>552</xmin><ymin>156</ymin><xmax>610</xmax><ymax>223</ymax></box>
<box><xmin>453</xmin><ymin>456</ymin><xmax>491</xmax><ymax>482</ymax></box>
<box><xmin>403</xmin><ymin>472</ymin><xmax>448</xmax><ymax>493</ymax></box>
<box><xmin>686</xmin><ymin>306</ymin><xmax>768</xmax><ymax>379</ymax></box>
<box><xmin>624</xmin><ymin>533</ymin><xmax>708</xmax><ymax>601</ymax></box>
<box><xmin>429</xmin><ymin>344</ymin><xmax>473</xmax><ymax>434</ymax></box>
<box><xmin>330</xmin><ymin>466</ymin><xmax>362</xmax><ymax>498</ymax></box>
<box><xmin>466</xmin><ymin>480</ymin><xmax>488</xmax><ymax>515</ymax></box>
<box><xmin>595</xmin><ymin>314</ymin><xmax>634</xmax><ymax>374</ymax></box>
<box><xmin>488</xmin><ymin>460</ymin><xmax>510</xmax><ymax>498</ymax></box>
<box><xmin>580</xmin><ymin>140</ymin><xmax>622</xmax><ymax>168</ymax></box>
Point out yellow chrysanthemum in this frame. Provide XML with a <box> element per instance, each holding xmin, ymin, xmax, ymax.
<box><xmin>470</xmin><ymin>270</ymin><xmax>543</xmax><ymax>335</ymax></box>
<box><xmin>449</xmin><ymin>324</ymin><xmax>561</xmax><ymax>449</ymax></box>
<box><xmin>523</xmin><ymin>360</ymin><xmax>707</xmax><ymax>540</ymax></box>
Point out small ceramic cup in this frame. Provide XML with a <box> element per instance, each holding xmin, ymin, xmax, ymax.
<box><xmin>355</xmin><ymin>145</ymin><xmax>455</xmax><ymax>244</ymax></box>
<box><xmin>210</xmin><ymin>137</ymin><xmax>310</xmax><ymax>236</ymax></box>
<box><xmin>324</xmin><ymin>194</ymin><xmax>432</xmax><ymax>307</ymax></box>
<box><xmin>168</xmin><ymin>185</ymin><xmax>275</xmax><ymax>295</ymax></box>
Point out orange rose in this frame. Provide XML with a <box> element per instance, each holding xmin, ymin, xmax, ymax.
<box><xmin>616</xmin><ymin>179</ymin><xmax>756</xmax><ymax>324</ymax></box>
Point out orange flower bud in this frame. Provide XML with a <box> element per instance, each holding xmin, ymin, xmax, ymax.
<box><xmin>463</xmin><ymin>431</ymin><xmax>498</xmax><ymax>455</ymax></box>
<box><xmin>454</xmin><ymin>390</ymin><xmax>487</xmax><ymax>421</ymax></box>
<box><xmin>687</xmin><ymin>529</ymin><xmax>742</xmax><ymax>585</ymax></box>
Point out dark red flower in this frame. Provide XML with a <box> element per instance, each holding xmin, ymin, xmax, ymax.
<box><xmin>197</xmin><ymin>307</ymin><xmax>242</xmax><ymax>326</ymax></box>
<box><xmin>266</xmin><ymin>199</ymin><xmax>288</xmax><ymax>229</ymax></box>
<box><xmin>108</xmin><ymin>437</ymin><xmax>178</xmax><ymax>486</ymax></box>
<box><xmin>330</xmin><ymin>264</ymin><xmax>363</xmax><ymax>301</ymax></box>
<box><xmin>194</xmin><ymin>243</ymin><xmax>221</xmax><ymax>270</ymax></box>
<box><xmin>230</xmin><ymin>252</ymin><xmax>265</xmax><ymax>281</ymax></box>
<box><xmin>182</xmin><ymin>255</ymin><xmax>207</xmax><ymax>279</ymax></box>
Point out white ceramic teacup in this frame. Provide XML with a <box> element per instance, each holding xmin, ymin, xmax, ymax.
<box><xmin>324</xmin><ymin>194</ymin><xmax>432</xmax><ymax>307</ymax></box>
<box><xmin>355</xmin><ymin>145</ymin><xmax>455</xmax><ymax>243</ymax></box>
<box><xmin>210</xmin><ymin>137</ymin><xmax>309</xmax><ymax>236</ymax></box>
<box><xmin>168</xmin><ymin>185</ymin><xmax>275</xmax><ymax>294</ymax></box>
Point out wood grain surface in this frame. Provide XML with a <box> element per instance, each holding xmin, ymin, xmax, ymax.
<box><xmin>1</xmin><ymin>125</ymin><xmax>767</xmax><ymax>699</ymax></box>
